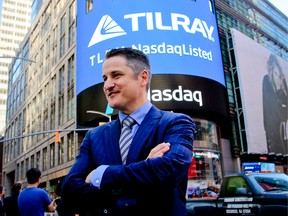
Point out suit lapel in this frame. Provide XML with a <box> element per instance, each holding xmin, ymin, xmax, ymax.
<box><xmin>126</xmin><ymin>106</ymin><xmax>162</xmax><ymax>164</ymax></box>
<box><xmin>103</xmin><ymin>119</ymin><xmax>122</xmax><ymax>164</ymax></box>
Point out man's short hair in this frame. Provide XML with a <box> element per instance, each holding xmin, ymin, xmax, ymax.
<box><xmin>11</xmin><ymin>182</ymin><xmax>22</xmax><ymax>195</ymax></box>
<box><xmin>26</xmin><ymin>168</ymin><xmax>41</xmax><ymax>184</ymax></box>
<box><xmin>105</xmin><ymin>47</ymin><xmax>150</xmax><ymax>67</ymax></box>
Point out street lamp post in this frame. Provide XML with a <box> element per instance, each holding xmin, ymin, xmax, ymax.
<box><xmin>0</xmin><ymin>56</ymin><xmax>36</xmax><ymax>63</ymax></box>
<box><xmin>86</xmin><ymin>110</ymin><xmax>112</xmax><ymax>122</ymax></box>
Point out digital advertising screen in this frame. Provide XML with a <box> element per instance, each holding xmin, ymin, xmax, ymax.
<box><xmin>231</xmin><ymin>28</ymin><xmax>288</xmax><ymax>155</ymax></box>
<box><xmin>76</xmin><ymin>0</ymin><xmax>227</xmax><ymax>126</ymax></box>
<box><xmin>243</xmin><ymin>162</ymin><xmax>261</xmax><ymax>173</ymax></box>
<box><xmin>243</xmin><ymin>162</ymin><xmax>275</xmax><ymax>173</ymax></box>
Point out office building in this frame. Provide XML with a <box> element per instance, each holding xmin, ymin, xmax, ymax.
<box><xmin>2</xmin><ymin>0</ymin><xmax>287</xmax><ymax>198</ymax></box>
<box><xmin>0</xmin><ymin>0</ymin><xmax>32</xmax><ymax>134</ymax></box>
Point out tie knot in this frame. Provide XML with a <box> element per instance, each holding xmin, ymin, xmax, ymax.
<box><xmin>122</xmin><ymin>116</ymin><xmax>135</xmax><ymax>128</ymax></box>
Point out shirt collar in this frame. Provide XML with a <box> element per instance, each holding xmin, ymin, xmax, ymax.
<box><xmin>119</xmin><ymin>100</ymin><xmax>152</xmax><ymax>125</ymax></box>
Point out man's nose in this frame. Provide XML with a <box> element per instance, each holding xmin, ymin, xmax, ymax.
<box><xmin>104</xmin><ymin>80</ymin><xmax>115</xmax><ymax>90</ymax></box>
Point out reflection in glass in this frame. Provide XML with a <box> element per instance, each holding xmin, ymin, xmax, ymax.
<box><xmin>187</xmin><ymin>119</ymin><xmax>222</xmax><ymax>199</ymax></box>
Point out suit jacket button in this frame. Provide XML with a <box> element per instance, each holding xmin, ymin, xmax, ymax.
<box><xmin>103</xmin><ymin>209</ymin><xmax>108</xmax><ymax>214</ymax></box>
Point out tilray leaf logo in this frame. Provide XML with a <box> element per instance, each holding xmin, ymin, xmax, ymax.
<box><xmin>88</xmin><ymin>15</ymin><xmax>127</xmax><ymax>47</ymax></box>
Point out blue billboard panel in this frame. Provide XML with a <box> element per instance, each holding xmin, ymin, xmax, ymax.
<box><xmin>243</xmin><ymin>162</ymin><xmax>275</xmax><ymax>173</ymax></box>
<box><xmin>243</xmin><ymin>162</ymin><xmax>261</xmax><ymax>173</ymax></box>
<box><xmin>76</xmin><ymin>0</ymin><xmax>225</xmax><ymax>96</ymax></box>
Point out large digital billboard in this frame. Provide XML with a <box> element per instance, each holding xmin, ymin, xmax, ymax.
<box><xmin>76</xmin><ymin>0</ymin><xmax>227</xmax><ymax>126</ymax></box>
<box><xmin>231</xmin><ymin>28</ymin><xmax>288</xmax><ymax>155</ymax></box>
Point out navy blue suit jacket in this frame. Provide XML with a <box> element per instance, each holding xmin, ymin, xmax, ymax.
<box><xmin>61</xmin><ymin>105</ymin><xmax>195</xmax><ymax>216</ymax></box>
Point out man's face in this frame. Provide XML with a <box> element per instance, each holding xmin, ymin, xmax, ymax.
<box><xmin>272</xmin><ymin>67</ymin><xmax>282</xmax><ymax>91</ymax></box>
<box><xmin>102</xmin><ymin>56</ymin><xmax>148</xmax><ymax>114</ymax></box>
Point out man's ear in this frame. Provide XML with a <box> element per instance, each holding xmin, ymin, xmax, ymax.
<box><xmin>139</xmin><ymin>70</ymin><xmax>149</xmax><ymax>86</ymax></box>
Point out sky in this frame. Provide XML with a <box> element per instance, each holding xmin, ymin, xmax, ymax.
<box><xmin>268</xmin><ymin>0</ymin><xmax>288</xmax><ymax>16</ymax></box>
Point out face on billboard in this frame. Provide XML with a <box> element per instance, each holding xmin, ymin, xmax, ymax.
<box><xmin>76</xmin><ymin>0</ymin><xmax>225</xmax><ymax>96</ymax></box>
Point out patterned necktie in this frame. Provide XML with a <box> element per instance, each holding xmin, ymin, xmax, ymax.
<box><xmin>119</xmin><ymin>116</ymin><xmax>136</xmax><ymax>164</ymax></box>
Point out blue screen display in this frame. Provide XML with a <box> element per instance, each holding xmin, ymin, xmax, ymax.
<box><xmin>76</xmin><ymin>0</ymin><xmax>225</xmax><ymax>95</ymax></box>
<box><xmin>243</xmin><ymin>162</ymin><xmax>275</xmax><ymax>173</ymax></box>
<box><xmin>243</xmin><ymin>162</ymin><xmax>261</xmax><ymax>172</ymax></box>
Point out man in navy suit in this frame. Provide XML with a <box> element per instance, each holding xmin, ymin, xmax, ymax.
<box><xmin>61</xmin><ymin>47</ymin><xmax>195</xmax><ymax>216</ymax></box>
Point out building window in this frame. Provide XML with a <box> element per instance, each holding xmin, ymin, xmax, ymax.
<box><xmin>59</xmin><ymin>14</ymin><xmax>66</xmax><ymax>58</ymax></box>
<box><xmin>36</xmin><ymin>151</ymin><xmax>40</xmax><ymax>169</ymax></box>
<box><xmin>67</xmin><ymin>132</ymin><xmax>74</xmax><ymax>161</ymax></box>
<box><xmin>43</xmin><ymin>147</ymin><xmax>47</xmax><ymax>171</ymax></box>
<box><xmin>50</xmin><ymin>102</ymin><xmax>55</xmax><ymax>130</ymax></box>
<box><xmin>50</xmin><ymin>143</ymin><xmax>55</xmax><ymax>168</ymax></box>
<box><xmin>67</xmin><ymin>55</ymin><xmax>75</xmax><ymax>120</ymax></box>
<box><xmin>186</xmin><ymin>119</ymin><xmax>222</xmax><ymax>199</ymax></box>
<box><xmin>67</xmin><ymin>86</ymin><xmax>74</xmax><ymax>120</ymax></box>
<box><xmin>193</xmin><ymin>119</ymin><xmax>220</xmax><ymax>151</ymax></box>
<box><xmin>44</xmin><ymin>109</ymin><xmax>48</xmax><ymax>132</ymax></box>
<box><xmin>37</xmin><ymin>114</ymin><xmax>42</xmax><ymax>141</ymax></box>
<box><xmin>69</xmin><ymin>1</ymin><xmax>76</xmax><ymax>47</ymax></box>
<box><xmin>52</xmin><ymin>26</ymin><xmax>57</xmax><ymax>66</ymax></box>
<box><xmin>68</xmin><ymin>55</ymin><xmax>74</xmax><ymax>86</ymax></box>
<box><xmin>16</xmin><ymin>139</ymin><xmax>20</xmax><ymax>158</ymax></box>
<box><xmin>58</xmin><ymin>66</ymin><xmax>65</xmax><ymax>125</ymax></box>
<box><xmin>31</xmin><ymin>155</ymin><xmax>34</xmax><ymax>168</ymax></box>
<box><xmin>25</xmin><ymin>158</ymin><xmax>29</xmax><ymax>172</ymax></box>
<box><xmin>21</xmin><ymin>161</ymin><xmax>24</xmax><ymax>180</ymax></box>
<box><xmin>17</xmin><ymin>164</ymin><xmax>20</xmax><ymax>181</ymax></box>
<box><xmin>187</xmin><ymin>151</ymin><xmax>222</xmax><ymax>199</ymax></box>
<box><xmin>59</xmin><ymin>66</ymin><xmax>65</xmax><ymax>94</ymax></box>
<box><xmin>86</xmin><ymin>0</ymin><xmax>93</xmax><ymax>13</ymax></box>
<box><xmin>59</xmin><ymin>95</ymin><xmax>64</xmax><ymax>126</ymax></box>
<box><xmin>58</xmin><ymin>138</ymin><xmax>64</xmax><ymax>165</ymax></box>
<box><xmin>44</xmin><ymin>82</ymin><xmax>49</xmax><ymax>108</ymax></box>
<box><xmin>51</xmin><ymin>75</ymin><xmax>56</xmax><ymax>102</ymax></box>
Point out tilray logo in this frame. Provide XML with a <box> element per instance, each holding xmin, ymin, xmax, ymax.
<box><xmin>88</xmin><ymin>12</ymin><xmax>215</xmax><ymax>47</ymax></box>
<box><xmin>88</xmin><ymin>15</ymin><xmax>127</xmax><ymax>48</ymax></box>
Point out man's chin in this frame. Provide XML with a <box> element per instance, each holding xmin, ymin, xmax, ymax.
<box><xmin>107</xmin><ymin>102</ymin><xmax>117</xmax><ymax>109</ymax></box>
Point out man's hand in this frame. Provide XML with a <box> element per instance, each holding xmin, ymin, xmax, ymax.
<box><xmin>146</xmin><ymin>142</ymin><xmax>170</xmax><ymax>159</ymax></box>
<box><xmin>47</xmin><ymin>200</ymin><xmax>57</xmax><ymax>212</ymax></box>
<box><xmin>85</xmin><ymin>170</ymin><xmax>94</xmax><ymax>183</ymax></box>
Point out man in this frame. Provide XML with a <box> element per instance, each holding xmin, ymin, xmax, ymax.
<box><xmin>18</xmin><ymin>168</ymin><xmax>56</xmax><ymax>216</ymax></box>
<box><xmin>3</xmin><ymin>182</ymin><xmax>22</xmax><ymax>216</ymax></box>
<box><xmin>61</xmin><ymin>47</ymin><xmax>195</xmax><ymax>216</ymax></box>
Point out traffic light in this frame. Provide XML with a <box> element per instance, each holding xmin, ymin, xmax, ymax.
<box><xmin>55</xmin><ymin>130</ymin><xmax>60</xmax><ymax>143</ymax></box>
<box><xmin>232</xmin><ymin>145</ymin><xmax>241</xmax><ymax>158</ymax></box>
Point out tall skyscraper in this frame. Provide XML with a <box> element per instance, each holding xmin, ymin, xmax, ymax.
<box><xmin>0</xmin><ymin>0</ymin><xmax>32</xmax><ymax>134</ymax></box>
